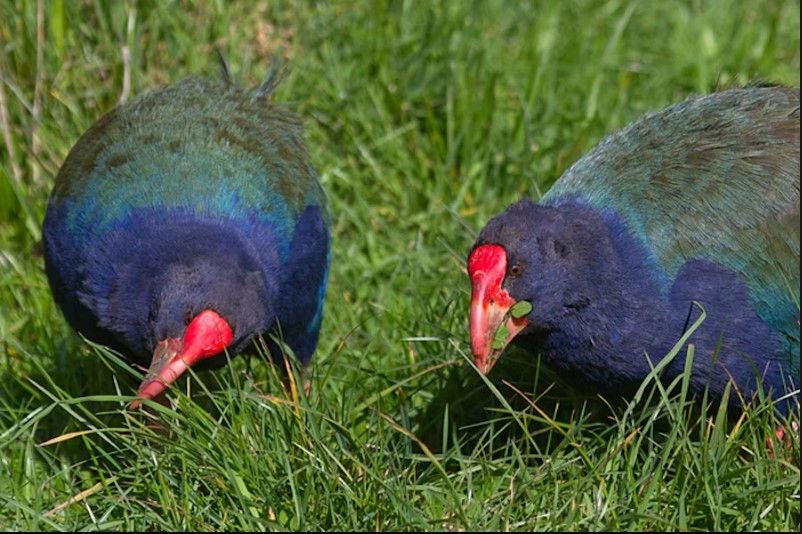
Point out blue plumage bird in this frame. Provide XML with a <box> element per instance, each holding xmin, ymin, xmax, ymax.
<box><xmin>469</xmin><ymin>85</ymin><xmax>799</xmax><ymax>416</ymax></box>
<box><xmin>43</xmin><ymin>65</ymin><xmax>330</xmax><ymax>407</ymax></box>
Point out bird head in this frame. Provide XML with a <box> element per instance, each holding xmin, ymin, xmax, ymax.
<box><xmin>468</xmin><ymin>199</ymin><xmax>609</xmax><ymax>374</ymax></box>
<box><xmin>127</xmin><ymin>247</ymin><xmax>272</xmax><ymax>409</ymax></box>
<box><xmin>131</xmin><ymin>309</ymin><xmax>233</xmax><ymax>409</ymax></box>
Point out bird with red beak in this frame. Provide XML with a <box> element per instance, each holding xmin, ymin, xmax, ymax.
<box><xmin>466</xmin><ymin>85</ymin><xmax>799</xmax><ymax>423</ymax></box>
<box><xmin>41</xmin><ymin>66</ymin><xmax>331</xmax><ymax>412</ymax></box>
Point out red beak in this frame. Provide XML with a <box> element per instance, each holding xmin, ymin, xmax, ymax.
<box><xmin>131</xmin><ymin>309</ymin><xmax>233</xmax><ymax>409</ymax></box>
<box><xmin>468</xmin><ymin>245</ymin><xmax>528</xmax><ymax>374</ymax></box>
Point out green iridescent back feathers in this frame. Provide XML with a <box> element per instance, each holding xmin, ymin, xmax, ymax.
<box><xmin>51</xmin><ymin>75</ymin><xmax>329</xmax><ymax>256</ymax></box>
<box><xmin>543</xmin><ymin>86</ymin><xmax>800</xmax><ymax>374</ymax></box>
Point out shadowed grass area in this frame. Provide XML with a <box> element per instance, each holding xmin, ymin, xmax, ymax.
<box><xmin>1</xmin><ymin>0</ymin><xmax>799</xmax><ymax>530</ymax></box>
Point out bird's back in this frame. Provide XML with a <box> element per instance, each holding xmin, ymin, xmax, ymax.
<box><xmin>543</xmin><ymin>86</ymin><xmax>800</xmax><ymax>374</ymax></box>
<box><xmin>48</xmin><ymin>76</ymin><xmax>328</xmax><ymax>253</ymax></box>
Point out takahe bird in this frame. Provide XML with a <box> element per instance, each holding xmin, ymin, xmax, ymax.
<box><xmin>42</xmin><ymin>65</ymin><xmax>330</xmax><ymax>408</ymax></box>
<box><xmin>468</xmin><ymin>85</ymin><xmax>800</xmax><ymax>417</ymax></box>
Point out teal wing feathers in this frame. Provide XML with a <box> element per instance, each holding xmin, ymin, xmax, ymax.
<box><xmin>543</xmin><ymin>86</ymin><xmax>800</xmax><ymax>373</ymax></box>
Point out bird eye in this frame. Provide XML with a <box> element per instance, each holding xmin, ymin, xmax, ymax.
<box><xmin>509</xmin><ymin>264</ymin><xmax>523</xmax><ymax>277</ymax></box>
<box><xmin>553</xmin><ymin>240</ymin><xmax>568</xmax><ymax>258</ymax></box>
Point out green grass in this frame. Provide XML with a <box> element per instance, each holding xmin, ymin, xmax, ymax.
<box><xmin>1</xmin><ymin>0</ymin><xmax>799</xmax><ymax>530</ymax></box>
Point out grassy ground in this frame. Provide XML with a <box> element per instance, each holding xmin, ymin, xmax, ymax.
<box><xmin>1</xmin><ymin>0</ymin><xmax>799</xmax><ymax>530</ymax></box>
